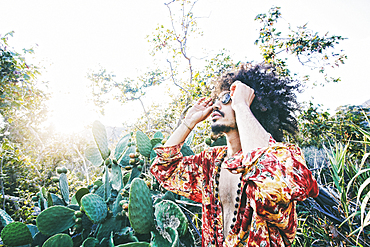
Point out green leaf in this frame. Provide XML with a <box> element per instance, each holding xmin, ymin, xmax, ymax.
<box><xmin>151</xmin><ymin>138</ymin><xmax>163</xmax><ymax>148</ymax></box>
<box><xmin>150</xmin><ymin>143</ymin><xmax>162</xmax><ymax>163</ymax></box>
<box><xmin>124</xmin><ymin>166</ymin><xmax>141</xmax><ymax>189</ymax></box>
<box><xmin>81</xmin><ymin>194</ymin><xmax>108</xmax><ymax>224</ymax></box>
<box><xmin>75</xmin><ymin>188</ymin><xmax>90</xmax><ymax>206</ymax></box>
<box><xmin>136</xmin><ymin>131</ymin><xmax>152</xmax><ymax>158</ymax></box>
<box><xmin>42</xmin><ymin>233</ymin><xmax>73</xmax><ymax>247</ymax></box>
<box><xmin>211</xmin><ymin>135</ymin><xmax>227</xmax><ymax>147</ymax></box>
<box><xmin>120</xmin><ymin>146</ymin><xmax>136</xmax><ymax>167</ymax></box>
<box><xmin>180</xmin><ymin>143</ymin><xmax>194</xmax><ymax>157</ymax></box>
<box><xmin>360</xmin><ymin>190</ymin><xmax>370</xmax><ymax>230</ymax></box>
<box><xmin>357</xmin><ymin>176</ymin><xmax>370</xmax><ymax>206</ymax></box>
<box><xmin>115</xmin><ymin>243</ymin><xmax>150</xmax><ymax>247</ymax></box>
<box><xmin>104</xmin><ymin>165</ymin><xmax>111</xmax><ymax>202</ymax></box>
<box><xmin>92</xmin><ymin>120</ymin><xmax>110</xmax><ymax>160</ymax></box>
<box><xmin>36</xmin><ymin>206</ymin><xmax>76</xmax><ymax>236</ymax></box>
<box><xmin>111</xmin><ymin>162</ymin><xmax>123</xmax><ymax>191</ymax></box>
<box><xmin>153</xmin><ymin>131</ymin><xmax>164</xmax><ymax>140</ymax></box>
<box><xmin>50</xmin><ymin>193</ymin><xmax>65</xmax><ymax>206</ymax></box>
<box><xmin>150</xmin><ymin>227</ymin><xmax>179</xmax><ymax>247</ymax></box>
<box><xmin>59</xmin><ymin>173</ymin><xmax>69</xmax><ymax>204</ymax></box>
<box><xmin>85</xmin><ymin>145</ymin><xmax>104</xmax><ymax>167</ymax></box>
<box><xmin>82</xmin><ymin>237</ymin><xmax>99</xmax><ymax>247</ymax></box>
<box><xmin>184</xmin><ymin>131</ymin><xmax>194</xmax><ymax>146</ymax></box>
<box><xmin>0</xmin><ymin>209</ymin><xmax>14</xmax><ymax>227</ymax></box>
<box><xmin>114</xmin><ymin>134</ymin><xmax>130</xmax><ymax>161</ymax></box>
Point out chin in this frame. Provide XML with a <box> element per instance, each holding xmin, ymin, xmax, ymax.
<box><xmin>211</xmin><ymin>123</ymin><xmax>236</xmax><ymax>134</ymax></box>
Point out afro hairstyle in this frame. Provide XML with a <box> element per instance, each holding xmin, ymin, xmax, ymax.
<box><xmin>211</xmin><ymin>63</ymin><xmax>301</xmax><ymax>142</ymax></box>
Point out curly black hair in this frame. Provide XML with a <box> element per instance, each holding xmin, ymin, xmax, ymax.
<box><xmin>211</xmin><ymin>63</ymin><xmax>301</xmax><ymax>142</ymax></box>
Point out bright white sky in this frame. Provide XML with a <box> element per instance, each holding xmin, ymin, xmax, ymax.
<box><xmin>2</xmin><ymin>0</ymin><xmax>370</xmax><ymax>134</ymax></box>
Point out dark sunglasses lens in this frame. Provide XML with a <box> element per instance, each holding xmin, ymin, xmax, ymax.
<box><xmin>221</xmin><ymin>93</ymin><xmax>231</xmax><ymax>104</ymax></box>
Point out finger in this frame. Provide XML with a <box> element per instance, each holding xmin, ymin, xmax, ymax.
<box><xmin>230</xmin><ymin>81</ymin><xmax>241</xmax><ymax>96</ymax></box>
<box><xmin>197</xmin><ymin>97</ymin><xmax>206</xmax><ymax>104</ymax></box>
<box><xmin>205</xmin><ymin>97</ymin><xmax>213</xmax><ymax>105</ymax></box>
<box><xmin>204</xmin><ymin>105</ymin><xmax>214</xmax><ymax>119</ymax></box>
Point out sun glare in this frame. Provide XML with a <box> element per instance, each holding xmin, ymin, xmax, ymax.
<box><xmin>46</xmin><ymin>92</ymin><xmax>97</xmax><ymax>135</ymax></box>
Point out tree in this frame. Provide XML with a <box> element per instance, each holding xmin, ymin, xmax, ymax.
<box><xmin>0</xmin><ymin>32</ymin><xmax>97</xmax><ymax>223</ymax></box>
<box><xmin>255</xmin><ymin>6</ymin><xmax>347</xmax><ymax>86</ymax></box>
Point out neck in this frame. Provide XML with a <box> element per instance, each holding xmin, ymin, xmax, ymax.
<box><xmin>225</xmin><ymin>130</ymin><xmax>241</xmax><ymax>157</ymax></box>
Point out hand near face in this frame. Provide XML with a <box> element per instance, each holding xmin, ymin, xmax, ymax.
<box><xmin>230</xmin><ymin>81</ymin><xmax>255</xmax><ymax>109</ymax></box>
<box><xmin>184</xmin><ymin>97</ymin><xmax>213</xmax><ymax>127</ymax></box>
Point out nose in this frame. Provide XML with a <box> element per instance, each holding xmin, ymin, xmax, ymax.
<box><xmin>213</xmin><ymin>99</ymin><xmax>222</xmax><ymax>110</ymax></box>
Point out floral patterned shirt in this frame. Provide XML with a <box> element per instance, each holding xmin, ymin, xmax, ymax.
<box><xmin>150</xmin><ymin>137</ymin><xmax>319</xmax><ymax>247</ymax></box>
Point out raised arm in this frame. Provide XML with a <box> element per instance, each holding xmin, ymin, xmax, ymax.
<box><xmin>230</xmin><ymin>81</ymin><xmax>270</xmax><ymax>153</ymax></box>
<box><xmin>165</xmin><ymin>97</ymin><xmax>213</xmax><ymax>146</ymax></box>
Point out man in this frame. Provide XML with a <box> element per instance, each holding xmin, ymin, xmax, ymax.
<box><xmin>151</xmin><ymin>63</ymin><xmax>319</xmax><ymax>246</ymax></box>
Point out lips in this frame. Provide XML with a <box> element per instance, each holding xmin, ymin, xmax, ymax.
<box><xmin>211</xmin><ymin>110</ymin><xmax>224</xmax><ymax>120</ymax></box>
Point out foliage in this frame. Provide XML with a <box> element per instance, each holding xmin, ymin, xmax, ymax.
<box><xmin>293</xmin><ymin>115</ymin><xmax>370</xmax><ymax>246</ymax></box>
<box><xmin>255</xmin><ymin>6</ymin><xmax>347</xmax><ymax>85</ymax></box>
<box><xmin>0</xmin><ymin>2</ymin><xmax>360</xmax><ymax>247</ymax></box>
<box><xmin>0</xmin><ymin>120</ymin><xmax>201</xmax><ymax>246</ymax></box>
<box><xmin>296</xmin><ymin>102</ymin><xmax>370</xmax><ymax>161</ymax></box>
<box><xmin>0</xmin><ymin>31</ymin><xmax>45</xmax><ymax>119</ymax></box>
<box><xmin>0</xmin><ymin>32</ymin><xmax>97</xmax><ymax>226</ymax></box>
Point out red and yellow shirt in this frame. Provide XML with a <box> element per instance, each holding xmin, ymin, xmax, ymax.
<box><xmin>150</xmin><ymin>137</ymin><xmax>319</xmax><ymax>247</ymax></box>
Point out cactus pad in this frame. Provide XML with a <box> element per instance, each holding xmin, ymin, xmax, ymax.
<box><xmin>59</xmin><ymin>173</ymin><xmax>69</xmax><ymax>204</ymax></box>
<box><xmin>96</xmin><ymin>216</ymin><xmax>123</xmax><ymax>241</ymax></box>
<box><xmin>153</xmin><ymin>131</ymin><xmax>164</xmax><ymax>140</ymax></box>
<box><xmin>128</xmin><ymin>178</ymin><xmax>155</xmax><ymax>234</ymax></box>
<box><xmin>85</xmin><ymin>144</ymin><xmax>104</xmax><ymax>167</ymax></box>
<box><xmin>154</xmin><ymin>200</ymin><xmax>188</xmax><ymax>237</ymax></box>
<box><xmin>36</xmin><ymin>205</ymin><xmax>76</xmax><ymax>236</ymax></box>
<box><xmin>116</xmin><ymin>243</ymin><xmax>150</xmax><ymax>247</ymax></box>
<box><xmin>151</xmin><ymin>227</ymin><xmax>179</xmax><ymax>247</ymax></box>
<box><xmin>42</xmin><ymin>233</ymin><xmax>73</xmax><ymax>247</ymax></box>
<box><xmin>80</xmin><ymin>193</ymin><xmax>108</xmax><ymax>224</ymax></box>
<box><xmin>0</xmin><ymin>222</ymin><xmax>33</xmax><ymax>246</ymax></box>
<box><xmin>75</xmin><ymin>188</ymin><xmax>90</xmax><ymax>206</ymax></box>
<box><xmin>135</xmin><ymin>130</ymin><xmax>151</xmax><ymax>158</ymax></box>
<box><xmin>92</xmin><ymin>120</ymin><xmax>110</xmax><ymax>160</ymax></box>
<box><xmin>111</xmin><ymin>162</ymin><xmax>123</xmax><ymax>191</ymax></box>
<box><xmin>114</xmin><ymin>133</ymin><xmax>130</xmax><ymax>160</ymax></box>
<box><xmin>180</xmin><ymin>143</ymin><xmax>194</xmax><ymax>157</ymax></box>
<box><xmin>0</xmin><ymin>208</ymin><xmax>14</xmax><ymax>227</ymax></box>
<box><xmin>82</xmin><ymin>237</ymin><xmax>99</xmax><ymax>247</ymax></box>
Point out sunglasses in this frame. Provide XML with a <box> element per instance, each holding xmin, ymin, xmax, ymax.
<box><xmin>214</xmin><ymin>91</ymin><xmax>231</xmax><ymax>105</ymax></box>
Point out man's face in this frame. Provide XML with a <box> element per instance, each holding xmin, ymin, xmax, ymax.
<box><xmin>211</xmin><ymin>91</ymin><xmax>237</xmax><ymax>134</ymax></box>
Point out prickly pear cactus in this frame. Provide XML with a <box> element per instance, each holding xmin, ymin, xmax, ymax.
<box><xmin>136</xmin><ymin>130</ymin><xmax>152</xmax><ymax>158</ymax></box>
<box><xmin>82</xmin><ymin>237</ymin><xmax>99</xmax><ymax>247</ymax></box>
<box><xmin>36</xmin><ymin>205</ymin><xmax>76</xmax><ymax>236</ymax></box>
<box><xmin>75</xmin><ymin>187</ymin><xmax>90</xmax><ymax>206</ymax></box>
<box><xmin>128</xmin><ymin>178</ymin><xmax>155</xmax><ymax>234</ymax></box>
<box><xmin>0</xmin><ymin>222</ymin><xmax>33</xmax><ymax>246</ymax></box>
<box><xmin>154</xmin><ymin>200</ymin><xmax>188</xmax><ymax>237</ymax></box>
<box><xmin>114</xmin><ymin>133</ymin><xmax>131</xmax><ymax>161</ymax></box>
<box><xmin>116</xmin><ymin>242</ymin><xmax>151</xmax><ymax>247</ymax></box>
<box><xmin>151</xmin><ymin>227</ymin><xmax>179</xmax><ymax>247</ymax></box>
<box><xmin>96</xmin><ymin>216</ymin><xmax>123</xmax><ymax>241</ymax></box>
<box><xmin>80</xmin><ymin>193</ymin><xmax>108</xmax><ymax>224</ymax></box>
<box><xmin>59</xmin><ymin>173</ymin><xmax>69</xmax><ymax>204</ymax></box>
<box><xmin>85</xmin><ymin>144</ymin><xmax>104</xmax><ymax>167</ymax></box>
<box><xmin>92</xmin><ymin>120</ymin><xmax>110</xmax><ymax>160</ymax></box>
<box><xmin>0</xmin><ymin>208</ymin><xmax>14</xmax><ymax>227</ymax></box>
<box><xmin>42</xmin><ymin>233</ymin><xmax>73</xmax><ymax>247</ymax></box>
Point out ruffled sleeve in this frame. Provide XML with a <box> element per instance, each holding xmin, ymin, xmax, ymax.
<box><xmin>150</xmin><ymin>143</ymin><xmax>217</xmax><ymax>203</ymax></box>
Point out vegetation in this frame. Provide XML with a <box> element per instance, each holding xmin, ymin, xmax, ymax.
<box><xmin>0</xmin><ymin>1</ymin><xmax>369</xmax><ymax>247</ymax></box>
